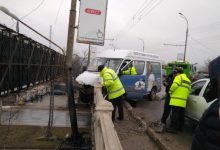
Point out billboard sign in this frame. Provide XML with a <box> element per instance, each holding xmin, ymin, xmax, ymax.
<box><xmin>77</xmin><ymin>0</ymin><xmax>108</xmax><ymax>45</ymax></box>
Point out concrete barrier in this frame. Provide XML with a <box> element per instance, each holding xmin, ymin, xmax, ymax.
<box><xmin>93</xmin><ymin>83</ymin><xmax>123</xmax><ymax>150</ymax></box>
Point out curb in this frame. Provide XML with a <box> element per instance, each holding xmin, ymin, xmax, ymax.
<box><xmin>124</xmin><ymin>100</ymin><xmax>167</xmax><ymax>150</ymax></box>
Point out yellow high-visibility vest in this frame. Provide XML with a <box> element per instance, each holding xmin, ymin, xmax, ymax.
<box><xmin>100</xmin><ymin>67</ymin><xmax>125</xmax><ymax>99</ymax></box>
<box><xmin>123</xmin><ymin>67</ymin><xmax>137</xmax><ymax>75</ymax></box>
<box><xmin>169</xmin><ymin>73</ymin><xmax>191</xmax><ymax>108</ymax></box>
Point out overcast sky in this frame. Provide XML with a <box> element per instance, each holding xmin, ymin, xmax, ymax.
<box><xmin>0</xmin><ymin>0</ymin><xmax>220</xmax><ymax>66</ymax></box>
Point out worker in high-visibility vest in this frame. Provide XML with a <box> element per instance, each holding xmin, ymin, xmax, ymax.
<box><xmin>122</xmin><ymin>64</ymin><xmax>137</xmax><ymax>75</ymax></box>
<box><xmin>98</xmin><ymin>65</ymin><xmax>125</xmax><ymax>121</ymax></box>
<box><xmin>167</xmin><ymin>67</ymin><xmax>191</xmax><ymax>133</ymax></box>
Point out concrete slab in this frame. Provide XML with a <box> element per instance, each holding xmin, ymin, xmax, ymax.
<box><xmin>1</xmin><ymin>94</ymin><xmax>91</xmax><ymax>128</ymax></box>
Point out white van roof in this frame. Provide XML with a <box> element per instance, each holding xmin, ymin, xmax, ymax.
<box><xmin>96</xmin><ymin>49</ymin><xmax>160</xmax><ymax>61</ymax></box>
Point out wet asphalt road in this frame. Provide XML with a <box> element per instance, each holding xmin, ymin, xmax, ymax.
<box><xmin>132</xmin><ymin>98</ymin><xmax>196</xmax><ymax>150</ymax></box>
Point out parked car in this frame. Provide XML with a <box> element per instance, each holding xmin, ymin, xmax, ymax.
<box><xmin>191</xmin><ymin>71</ymin><xmax>209</xmax><ymax>82</ymax></box>
<box><xmin>52</xmin><ymin>82</ymin><xmax>66</xmax><ymax>95</ymax></box>
<box><xmin>185</xmin><ymin>78</ymin><xmax>215</xmax><ymax>122</ymax></box>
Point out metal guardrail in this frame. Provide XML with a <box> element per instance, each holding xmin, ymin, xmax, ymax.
<box><xmin>93</xmin><ymin>83</ymin><xmax>123</xmax><ymax>150</ymax></box>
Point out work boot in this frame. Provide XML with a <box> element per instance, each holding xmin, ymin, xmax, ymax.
<box><xmin>166</xmin><ymin>127</ymin><xmax>177</xmax><ymax>134</ymax></box>
<box><xmin>117</xmin><ymin>117</ymin><xmax>123</xmax><ymax>121</ymax></box>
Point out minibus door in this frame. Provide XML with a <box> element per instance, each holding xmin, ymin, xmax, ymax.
<box><xmin>119</xmin><ymin>60</ymin><xmax>146</xmax><ymax>100</ymax></box>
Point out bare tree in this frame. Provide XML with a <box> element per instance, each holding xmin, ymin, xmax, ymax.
<box><xmin>81</xmin><ymin>50</ymin><xmax>89</xmax><ymax>67</ymax></box>
<box><xmin>72</xmin><ymin>50</ymin><xmax>89</xmax><ymax>78</ymax></box>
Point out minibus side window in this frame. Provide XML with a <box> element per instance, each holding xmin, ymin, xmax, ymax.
<box><xmin>134</xmin><ymin>60</ymin><xmax>145</xmax><ymax>75</ymax></box>
<box><xmin>119</xmin><ymin>60</ymin><xmax>131</xmax><ymax>75</ymax></box>
<box><xmin>151</xmin><ymin>62</ymin><xmax>161</xmax><ymax>74</ymax></box>
<box><xmin>108</xmin><ymin>59</ymin><xmax>122</xmax><ymax>71</ymax></box>
<box><xmin>120</xmin><ymin>60</ymin><xmax>131</xmax><ymax>71</ymax></box>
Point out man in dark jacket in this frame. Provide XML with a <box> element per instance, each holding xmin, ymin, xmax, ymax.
<box><xmin>155</xmin><ymin>69</ymin><xmax>177</xmax><ymax>132</ymax></box>
<box><xmin>191</xmin><ymin>56</ymin><xmax>220</xmax><ymax>150</ymax></box>
<box><xmin>161</xmin><ymin>70</ymin><xmax>177</xmax><ymax>124</ymax></box>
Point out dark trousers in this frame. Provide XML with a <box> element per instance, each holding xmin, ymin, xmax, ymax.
<box><xmin>161</xmin><ymin>94</ymin><xmax>171</xmax><ymax>124</ymax></box>
<box><xmin>109</xmin><ymin>95</ymin><xmax>124</xmax><ymax>121</ymax></box>
<box><xmin>170</xmin><ymin>106</ymin><xmax>185</xmax><ymax>130</ymax></box>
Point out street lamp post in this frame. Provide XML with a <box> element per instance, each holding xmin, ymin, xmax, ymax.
<box><xmin>179</xmin><ymin>12</ymin><xmax>188</xmax><ymax>62</ymax></box>
<box><xmin>0</xmin><ymin>6</ymin><xmax>19</xmax><ymax>32</ymax></box>
<box><xmin>0</xmin><ymin>6</ymin><xmax>65</xmax><ymax>54</ymax></box>
<box><xmin>138</xmin><ymin>38</ymin><xmax>144</xmax><ymax>52</ymax></box>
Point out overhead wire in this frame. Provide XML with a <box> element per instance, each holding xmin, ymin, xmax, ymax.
<box><xmin>113</xmin><ymin>1</ymin><xmax>219</xmax><ymax>53</ymax></box>
<box><xmin>115</xmin><ymin>0</ymin><xmax>162</xmax><ymax>39</ymax></box>
<box><xmin>53</xmin><ymin>0</ymin><xmax>64</xmax><ymax>37</ymax></box>
<box><xmin>138</xmin><ymin>0</ymin><xmax>164</xmax><ymax>22</ymax></box>
<box><xmin>187</xmin><ymin>44</ymin><xmax>210</xmax><ymax>63</ymax></box>
<box><xmin>152</xmin><ymin>35</ymin><xmax>217</xmax><ymax>52</ymax></box>
<box><xmin>115</xmin><ymin>0</ymin><xmax>219</xmax><ymax>51</ymax></box>
<box><xmin>188</xmin><ymin>41</ymin><xmax>210</xmax><ymax>55</ymax></box>
<box><xmin>10</xmin><ymin>0</ymin><xmax>45</xmax><ymax>28</ymax></box>
<box><xmin>133</xmin><ymin>0</ymin><xmax>151</xmax><ymax>19</ymax></box>
<box><xmin>115</xmin><ymin>0</ymin><xmax>149</xmax><ymax>38</ymax></box>
<box><xmin>191</xmin><ymin>34</ymin><xmax>220</xmax><ymax>42</ymax></box>
<box><xmin>126</xmin><ymin>0</ymin><xmax>164</xmax><ymax>33</ymax></box>
<box><xmin>134</xmin><ymin>0</ymin><xmax>156</xmax><ymax>19</ymax></box>
<box><xmin>187</xmin><ymin>44</ymin><xmax>218</xmax><ymax>64</ymax></box>
<box><xmin>188</xmin><ymin>35</ymin><xmax>219</xmax><ymax>55</ymax></box>
<box><xmin>149</xmin><ymin>20</ymin><xmax>220</xmax><ymax>53</ymax></box>
<box><xmin>190</xmin><ymin>21</ymin><xmax>220</xmax><ymax>34</ymax></box>
<box><xmin>20</xmin><ymin>0</ymin><xmax>45</xmax><ymax>20</ymax></box>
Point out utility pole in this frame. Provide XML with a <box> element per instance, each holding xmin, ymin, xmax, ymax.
<box><xmin>0</xmin><ymin>97</ymin><xmax>2</xmax><ymax>125</ymax></box>
<box><xmin>45</xmin><ymin>25</ymin><xmax>55</xmax><ymax>139</ymax></box>
<box><xmin>179</xmin><ymin>12</ymin><xmax>189</xmax><ymax>62</ymax></box>
<box><xmin>87</xmin><ymin>44</ymin><xmax>91</xmax><ymax>68</ymax></box>
<box><xmin>65</xmin><ymin>0</ymin><xmax>83</xmax><ymax>146</ymax></box>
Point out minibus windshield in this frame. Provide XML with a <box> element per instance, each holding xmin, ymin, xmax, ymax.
<box><xmin>87</xmin><ymin>58</ymin><xmax>122</xmax><ymax>72</ymax></box>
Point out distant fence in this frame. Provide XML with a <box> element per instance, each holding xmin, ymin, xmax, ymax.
<box><xmin>0</xmin><ymin>24</ymin><xmax>65</xmax><ymax>96</ymax></box>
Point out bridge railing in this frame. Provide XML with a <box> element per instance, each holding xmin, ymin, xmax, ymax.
<box><xmin>93</xmin><ymin>83</ymin><xmax>123</xmax><ymax>150</ymax></box>
<box><xmin>0</xmin><ymin>23</ymin><xmax>65</xmax><ymax>96</ymax></box>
